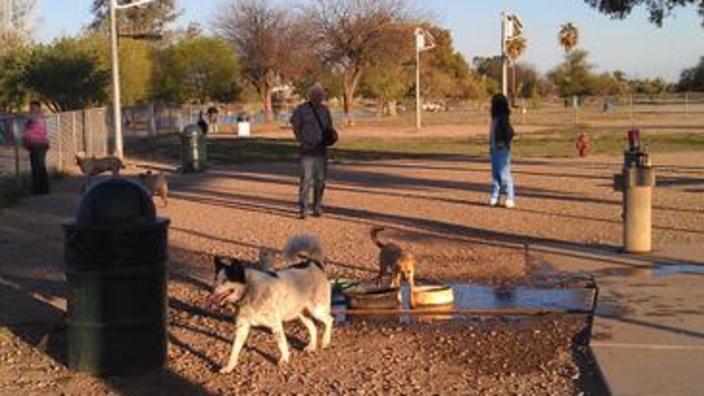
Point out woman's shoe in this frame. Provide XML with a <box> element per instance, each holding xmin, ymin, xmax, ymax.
<box><xmin>505</xmin><ymin>199</ymin><xmax>516</xmax><ymax>209</ymax></box>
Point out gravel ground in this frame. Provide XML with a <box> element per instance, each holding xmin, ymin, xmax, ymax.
<box><xmin>1</xmin><ymin>151</ymin><xmax>703</xmax><ymax>395</ymax></box>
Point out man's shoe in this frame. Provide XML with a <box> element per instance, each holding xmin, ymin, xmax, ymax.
<box><xmin>299</xmin><ymin>209</ymin><xmax>308</xmax><ymax>219</ymax></box>
<box><xmin>313</xmin><ymin>207</ymin><xmax>323</xmax><ymax>217</ymax></box>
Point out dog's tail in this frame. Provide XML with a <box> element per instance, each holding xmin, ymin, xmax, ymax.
<box><xmin>283</xmin><ymin>234</ymin><xmax>323</xmax><ymax>264</ymax></box>
<box><xmin>370</xmin><ymin>226</ymin><xmax>387</xmax><ymax>249</ymax></box>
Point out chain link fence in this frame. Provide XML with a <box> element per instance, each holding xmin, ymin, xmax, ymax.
<box><xmin>0</xmin><ymin>108</ymin><xmax>109</xmax><ymax>188</ymax></box>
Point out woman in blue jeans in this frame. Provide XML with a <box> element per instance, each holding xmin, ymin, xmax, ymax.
<box><xmin>488</xmin><ymin>94</ymin><xmax>515</xmax><ymax>208</ymax></box>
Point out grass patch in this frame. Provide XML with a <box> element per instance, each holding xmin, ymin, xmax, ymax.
<box><xmin>134</xmin><ymin>130</ymin><xmax>704</xmax><ymax>166</ymax></box>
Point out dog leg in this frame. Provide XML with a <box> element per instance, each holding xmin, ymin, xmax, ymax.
<box><xmin>298</xmin><ymin>314</ymin><xmax>318</xmax><ymax>352</ymax></box>
<box><xmin>220</xmin><ymin>322</ymin><xmax>250</xmax><ymax>374</ymax></box>
<box><xmin>310</xmin><ymin>306</ymin><xmax>334</xmax><ymax>349</ymax></box>
<box><xmin>272</xmin><ymin>322</ymin><xmax>290</xmax><ymax>366</ymax></box>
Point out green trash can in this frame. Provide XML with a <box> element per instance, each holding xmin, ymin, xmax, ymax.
<box><xmin>63</xmin><ymin>178</ymin><xmax>170</xmax><ymax>376</ymax></box>
<box><xmin>180</xmin><ymin>124</ymin><xmax>207</xmax><ymax>172</ymax></box>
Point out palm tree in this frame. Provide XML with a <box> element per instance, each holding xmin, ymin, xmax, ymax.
<box><xmin>558</xmin><ymin>22</ymin><xmax>579</xmax><ymax>53</ymax></box>
<box><xmin>506</xmin><ymin>37</ymin><xmax>527</xmax><ymax>102</ymax></box>
<box><xmin>506</xmin><ymin>36</ymin><xmax>527</xmax><ymax>63</ymax></box>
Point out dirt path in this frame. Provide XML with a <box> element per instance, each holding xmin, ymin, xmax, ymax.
<box><xmin>1</xmin><ymin>151</ymin><xmax>702</xmax><ymax>394</ymax></box>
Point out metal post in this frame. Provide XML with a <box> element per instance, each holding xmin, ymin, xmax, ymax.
<box><xmin>12</xmin><ymin>118</ymin><xmax>21</xmax><ymax>189</ymax></box>
<box><xmin>109</xmin><ymin>0</ymin><xmax>124</xmax><ymax>160</ymax></box>
<box><xmin>415</xmin><ymin>29</ymin><xmax>421</xmax><ymax>131</ymax></box>
<box><xmin>56</xmin><ymin>113</ymin><xmax>63</xmax><ymax>172</ymax></box>
<box><xmin>501</xmin><ymin>12</ymin><xmax>508</xmax><ymax>97</ymax></box>
<box><xmin>684</xmin><ymin>92</ymin><xmax>689</xmax><ymax>117</ymax></box>
<box><xmin>629</xmin><ymin>94</ymin><xmax>634</xmax><ymax>128</ymax></box>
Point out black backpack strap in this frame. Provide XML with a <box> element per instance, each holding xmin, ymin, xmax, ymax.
<box><xmin>308</xmin><ymin>102</ymin><xmax>327</xmax><ymax>133</ymax></box>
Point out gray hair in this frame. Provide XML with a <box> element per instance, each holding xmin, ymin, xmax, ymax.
<box><xmin>307</xmin><ymin>83</ymin><xmax>325</xmax><ymax>100</ymax></box>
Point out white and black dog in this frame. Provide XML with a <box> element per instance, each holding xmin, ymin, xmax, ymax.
<box><xmin>211</xmin><ymin>235</ymin><xmax>333</xmax><ymax>373</ymax></box>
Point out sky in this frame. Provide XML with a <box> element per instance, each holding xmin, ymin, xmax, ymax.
<box><xmin>37</xmin><ymin>0</ymin><xmax>704</xmax><ymax>82</ymax></box>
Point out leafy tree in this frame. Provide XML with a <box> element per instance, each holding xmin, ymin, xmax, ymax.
<box><xmin>215</xmin><ymin>0</ymin><xmax>307</xmax><ymax>121</ymax></box>
<box><xmin>0</xmin><ymin>48</ymin><xmax>30</xmax><ymax>112</ymax></box>
<box><xmin>547</xmin><ymin>49</ymin><xmax>595</xmax><ymax>97</ymax></box>
<box><xmin>154</xmin><ymin>36</ymin><xmax>240</xmax><ymax>103</ymax></box>
<box><xmin>24</xmin><ymin>37</ymin><xmax>110</xmax><ymax>112</ymax></box>
<box><xmin>678</xmin><ymin>56</ymin><xmax>704</xmax><ymax>91</ymax></box>
<box><xmin>0</xmin><ymin>0</ymin><xmax>37</xmax><ymax>55</ymax></box>
<box><xmin>307</xmin><ymin>0</ymin><xmax>412</xmax><ymax>124</ymax></box>
<box><xmin>473</xmin><ymin>56</ymin><xmax>541</xmax><ymax>98</ymax></box>
<box><xmin>91</xmin><ymin>0</ymin><xmax>179</xmax><ymax>33</ymax></box>
<box><xmin>583</xmin><ymin>0</ymin><xmax>704</xmax><ymax>26</ymax></box>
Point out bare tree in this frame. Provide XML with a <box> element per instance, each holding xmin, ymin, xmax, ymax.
<box><xmin>307</xmin><ymin>0</ymin><xmax>411</xmax><ymax>125</ymax></box>
<box><xmin>0</xmin><ymin>0</ymin><xmax>37</xmax><ymax>54</ymax></box>
<box><xmin>215</xmin><ymin>0</ymin><xmax>310</xmax><ymax>122</ymax></box>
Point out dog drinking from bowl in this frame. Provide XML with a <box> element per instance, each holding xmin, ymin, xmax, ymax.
<box><xmin>211</xmin><ymin>235</ymin><xmax>333</xmax><ymax>373</ymax></box>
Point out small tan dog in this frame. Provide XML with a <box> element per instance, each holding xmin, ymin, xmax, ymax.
<box><xmin>138</xmin><ymin>170</ymin><xmax>169</xmax><ymax>207</ymax></box>
<box><xmin>75</xmin><ymin>151</ymin><xmax>124</xmax><ymax>177</ymax></box>
<box><xmin>370</xmin><ymin>227</ymin><xmax>417</xmax><ymax>305</ymax></box>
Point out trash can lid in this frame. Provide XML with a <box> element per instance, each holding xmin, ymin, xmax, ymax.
<box><xmin>75</xmin><ymin>177</ymin><xmax>156</xmax><ymax>227</ymax></box>
<box><xmin>183</xmin><ymin>124</ymin><xmax>203</xmax><ymax>136</ymax></box>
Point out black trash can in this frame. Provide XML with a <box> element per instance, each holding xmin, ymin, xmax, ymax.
<box><xmin>63</xmin><ymin>177</ymin><xmax>170</xmax><ymax>376</ymax></box>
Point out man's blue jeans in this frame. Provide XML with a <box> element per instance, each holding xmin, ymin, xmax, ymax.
<box><xmin>299</xmin><ymin>155</ymin><xmax>327</xmax><ymax>213</ymax></box>
<box><xmin>491</xmin><ymin>148</ymin><xmax>514</xmax><ymax>200</ymax></box>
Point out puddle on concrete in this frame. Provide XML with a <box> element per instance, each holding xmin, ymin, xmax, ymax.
<box><xmin>596</xmin><ymin>264</ymin><xmax>704</xmax><ymax>278</ymax></box>
<box><xmin>333</xmin><ymin>283</ymin><xmax>596</xmax><ymax>323</ymax></box>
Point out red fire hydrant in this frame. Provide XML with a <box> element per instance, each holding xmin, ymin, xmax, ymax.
<box><xmin>576</xmin><ymin>132</ymin><xmax>590</xmax><ymax>157</ymax></box>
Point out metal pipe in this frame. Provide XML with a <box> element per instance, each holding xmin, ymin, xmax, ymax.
<box><xmin>332</xmin><ymin>307</ymin><xmax>594</xmax><ymax>317</ymax></box>
<box><xmin>415</xmin><ymin>28</ymin><xmax>421</xmax><ymax>131</ymax></box>
<box><xmin>109</xmin><ymin>0</ymin><xmax>124</xmax><ymax>159</ymax></box>
<box><xmin>501</xmin><ymin>12</ymin><xmax>508</xmax><ymax>96</ymax></box>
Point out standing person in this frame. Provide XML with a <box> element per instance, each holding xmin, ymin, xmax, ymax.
<box><xmin>290</xmin><ymin>83</ymin><xmax>336</xmax><ymax>219</ymax></box>
<box><xmin>207</xmin><ymin>106</ymin><xmax>219</xmax><ymax>134</ymax></box>
<box><xmin>23</xmin><ymin>101</ymin><xmax>50</xmax><ymax>195</ymax></box>
<box><xmin>488</xmin><ymin>94</ymin><xmax>515</xmax><ymax>208</ymax></box>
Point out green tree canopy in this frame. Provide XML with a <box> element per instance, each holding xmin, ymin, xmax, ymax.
<box><xmin>584</xmin><ymin>0</ymin><xmax>704</xmax><ymax>26</ymax></box>
<box><xmin>547</xmin><ymin>49</ymin><xmax>595</xmax><ymax>97</ymax></box>
<box><xmin>154</xmin><ymin>36</ymin><xmax>240</xmax><ymax>103</ymax></box>
<box><xmin>678</xmin><ymin>56</ymin><xmax>704</xmax><ymax>91</ymax></box>
<box><xmin>24</xmin><ymin>37</ymin><xmax>110</xmax><ymax>112</ymax></box>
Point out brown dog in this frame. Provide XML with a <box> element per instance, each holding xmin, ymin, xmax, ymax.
<box><xmin>75</xmin><ymin>151</ymin><xmax>124</xmax><ymax>177</ymax></box>
<box><xmin>370</xmin><ymin>227</ymin><xmax>416</xmax><ymax>305</ymax></box>
<box><xmin>138</xmin><ymin>170</ymin><xmax>168</xmax><ymax>207</ymax></box>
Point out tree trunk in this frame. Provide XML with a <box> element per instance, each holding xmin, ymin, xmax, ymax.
<box><xmin>342</xmin><ymin>68</ymin><xmax>363</xmax><ymax>126</ymax></box>
<box><xmin>260</xmin><ymin>82</ymin><xmax>273</xmax><ymax>122</ymax></box>
<box><xmin>386</xmin><ymin>100</ymin><xmax>398</xmax><ymax>116</ymax></box>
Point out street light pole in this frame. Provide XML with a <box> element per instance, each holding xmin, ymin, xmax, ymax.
<box><xmin>109</xmin><ymin>0</ymin><xmax>124</xmax><ymax>159</ymax></box>
<box><xmin>109</xmin><ymin>0</ymin><xmax>156</xmax><ymax>160</ymax></box>
<box><xmin>414</xmin><ymin>27</ymin><xmax>435</xmax><ymax>132</ymax></box>
<box><xmin>501</xmin><ymin>12</ymin><xmax>508</xmax><ymax>97</ymax></box>
<box><xmin>415</xmin><ymin>28</ymin><xmax>421</xmax><ymax>131</ymax></box>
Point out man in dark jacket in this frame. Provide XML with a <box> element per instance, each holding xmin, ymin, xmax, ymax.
<box><xmin>290</xmin><ymin>83</ymin><xmax>333</xmax><ymax>219</ymax></box>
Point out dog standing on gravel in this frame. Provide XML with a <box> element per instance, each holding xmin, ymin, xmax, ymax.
<box><xmin>75</xmin><ymin>151</ymin><xmax>125</xmax><ymax>177</ymax></box>
<box><xmin>138</xmin><ymin>170</ymin><xmax>169</xmax><ymax>207</ymax></box>
<box><xmin>211</xmin><ymin>235</ymin><xmax>334</xmax><ymax>373</ymax></box>
<box><xmin>371</xmin><ymin>226</ymin><xmax>417</xmax><ymax>305</ymax></box>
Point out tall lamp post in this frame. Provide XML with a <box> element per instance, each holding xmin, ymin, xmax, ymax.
<box><xmin>415</xmin><ymin>27</ymin><xmax>436</xmax><ymax>131</ymax></box>
<box><xmin>110</xmin><ymin>0</ymin><xmax>155</xmax><ymax>160</ymax></box>
<box><xmin>500</xmin><ymin>12</ymin><xmax>523</xmax><ymax>97</ymax></box>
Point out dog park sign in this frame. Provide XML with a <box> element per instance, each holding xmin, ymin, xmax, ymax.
<box><xmin>501</xmin><ymin>12</ymin><xmax>524</xmax><ymax>96</ymax></box>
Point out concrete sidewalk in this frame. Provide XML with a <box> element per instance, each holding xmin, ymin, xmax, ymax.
<box><xmin>539</xmin><ymin>243</ymin><xmax>704</xmax><ymax>396</ymax></box>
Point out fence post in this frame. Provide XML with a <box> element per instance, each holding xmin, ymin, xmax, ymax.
<box><xmin>71</xmin><ymin>111</ymin><xmax>77</xmax><ymax>157</ymax></box>
<box><xmin>629</xmin><ymin>94</ymin><xmax>634</xmax><ymax>127</ymax></box>
<box><xmin>684</xmin><ymin>92</ymin><xmax>689</xmax><ymax>118</ymax></box>
<box><xmin>56</xmin><ymin>113</ymin><xmax>63</xmax><ymax>173</ymax></box>
<box><xmin>12</xmin><ymin>118</ymin><xmax>22</xmax><ymax>190</ymax></box>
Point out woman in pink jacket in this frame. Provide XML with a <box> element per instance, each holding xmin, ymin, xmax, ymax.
<box><xmin>23</xmin><ymin>101</ymin><xmax>50</xmax><ymax>194</ymax></box>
